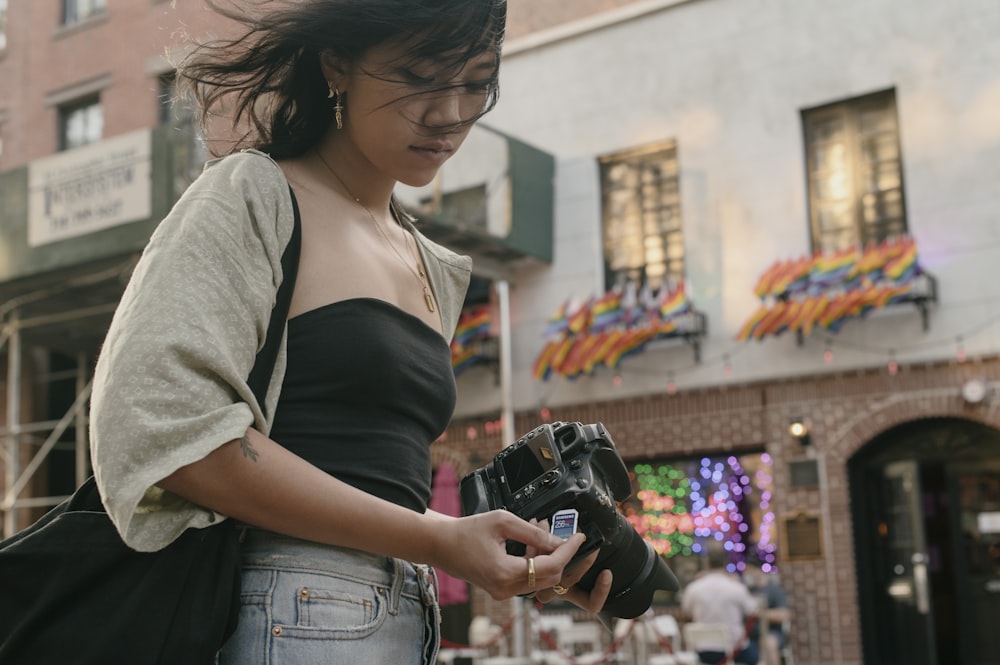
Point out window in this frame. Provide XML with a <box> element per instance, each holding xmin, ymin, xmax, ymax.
<box><xmin>59</xmin><ymin>96</ymin><xmax>102</xmax><ymax>151</ymax></box>
<box><xmin>63</xmin><ymin>0</ymin><xmax>106</xmax><ymax>26</ymax></box>
<box><xmin>803</xmin><ymin>90</ymin><xmax>907</xmax><ymax>254</ymax></box>
<box><xmin>600</xmin><ymin>142</ymin><xmax>684</xmax><ymax>292</ymax></box>
<box><xmin>0</xmin><ymin>0</ymin><xmax>8</xmax><ymax>51</ymax></box>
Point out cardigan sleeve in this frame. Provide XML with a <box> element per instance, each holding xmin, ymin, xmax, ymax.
<box><xmin>90</xmin><ymin>151</ymin><xmax>294</xmax><ymax>552</ymax></box>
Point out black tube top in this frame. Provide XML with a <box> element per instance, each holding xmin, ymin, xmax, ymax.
<box><xmin>269</xmin><ymin>298</ymin><xmax>456</xmax><ymax>513</ymax></box>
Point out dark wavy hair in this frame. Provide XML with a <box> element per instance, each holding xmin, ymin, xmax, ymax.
<box><xmin>177</xmin><ymin>0</ymin><xmax>507</xmax><ymax>158</ymax></box>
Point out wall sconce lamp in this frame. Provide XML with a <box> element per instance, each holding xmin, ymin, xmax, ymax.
<box><xmin>789</xmin><ymin>418</ymin><xmax>812</xmax><ymax>446</ymax></box>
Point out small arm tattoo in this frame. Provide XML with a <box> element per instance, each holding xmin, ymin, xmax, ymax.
<box><xmin>240</xmin><ymin>435</ymin><xmax>260</xmax><ymax>462</ymax></box>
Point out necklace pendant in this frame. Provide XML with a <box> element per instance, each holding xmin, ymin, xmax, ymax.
<box><xmin>424</xmin><ymin>288</ymin><xmax>436</xmax><ymax>313</ymax></box>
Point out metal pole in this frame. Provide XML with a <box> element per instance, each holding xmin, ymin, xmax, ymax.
<box><xmin>4</xmin><ymin>313</ymin><xmax>21</xmax><ymax>538</ymax></box>
<box><xmin>76</xmin><ymin>352</ymin><xmax>88</xmax><ymax>486</ymax></box>
<box><xmin>496</xmin><ymin>280</ymin><xmax>526</xmax><ymax>659</ymax></box>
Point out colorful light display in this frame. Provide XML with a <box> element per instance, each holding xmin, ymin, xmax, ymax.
<box><xmin>626</xmin><ymin>453</ymin><xmax>778</xmax><ymax>571</ymax></box>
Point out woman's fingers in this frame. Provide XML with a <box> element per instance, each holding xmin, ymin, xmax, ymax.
<box><xmin>457</xmin><ymin>510</ymin><xmax>613</xmax><ymax>612</ymax></box>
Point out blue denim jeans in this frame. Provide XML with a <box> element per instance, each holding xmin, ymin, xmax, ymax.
<box><xmin>218</xmin><ymin>529</ymin><xmax>440</xmax><ymax>665</ymax></box>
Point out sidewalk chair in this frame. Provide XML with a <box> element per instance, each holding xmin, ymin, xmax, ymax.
<box><xmin>681</xmin><ymin>623</ymin><xmax>736</xmax><ymax>665</ymax></box>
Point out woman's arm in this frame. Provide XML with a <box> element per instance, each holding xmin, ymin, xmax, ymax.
<box><xmin>158</xmin><ymin>427</ymin><xmax>610</xmax><ymax>607</ymax></box>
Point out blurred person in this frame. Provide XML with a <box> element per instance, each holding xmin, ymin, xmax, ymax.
<box><xmin>89</xmin><ymin>1</ymin><xmax>611</xmax><ymax>663</ymax></box>
<box><xmin>743</xmin><ymin>565</ymin><xmax>790</xmax><ymax>665</ymax></box>
<box><xmin>681</xmin><ymin>543</ymin><xmax>760</xmax><ymax>665</ymax></box>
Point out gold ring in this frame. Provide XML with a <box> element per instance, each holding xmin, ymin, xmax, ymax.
<box><xmin>552</xmin><ymin>584</ymin><xmax>569</xmax><ymax>595</ymax></box>
<box><xmin>527</xmin><ymin>557</ymin><xmax>536</xmax><ymax>589</ymax></box>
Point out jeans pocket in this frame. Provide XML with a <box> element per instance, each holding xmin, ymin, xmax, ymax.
<box><xmin>273</xmin><ymin>570</ymin><xmax>388</xmax><ymax>639</ymax></box>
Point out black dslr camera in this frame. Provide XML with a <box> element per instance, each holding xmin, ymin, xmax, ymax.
<box><xmin>460</xmin><ymin>422</ymin><xmax>678</xmax><ymax>624</ymax></box>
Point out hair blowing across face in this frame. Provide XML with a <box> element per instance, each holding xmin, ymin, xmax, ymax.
<box><xmin>176</xmin><ymin>0</ymin><xmax>507</xmax><ymax>158</ymax></box>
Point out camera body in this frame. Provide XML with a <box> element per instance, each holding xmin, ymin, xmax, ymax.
<box><xmin>460</xmin><ymin>421</ymin><xmax>678</xmax><ymax>622</ymax></box>
<box><xmin>460</xmin><ymin>422</ymin><xmax>631</xmax><ymax>561</ymax></box>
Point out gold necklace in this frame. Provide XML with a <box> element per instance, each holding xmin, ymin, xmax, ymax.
<box><xmin>315</xmin><ymin>149</ymin><xmax>436</xmax><ymax>313</ymax></box>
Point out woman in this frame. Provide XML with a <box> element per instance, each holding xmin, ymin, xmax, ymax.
<box><xmin>88</xmin><ymin>1</ymin><xmax>611</xmax><ymax>663</ymax></box>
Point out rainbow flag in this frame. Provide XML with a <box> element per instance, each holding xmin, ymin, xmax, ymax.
<box><xmin>453</xmin><ymin>307</ymin><xmax>490</xmax><ymax>346</ymax></box>
<box><xmin>560</xmin><ymin>334</ymin><xmax>607</xmax><ymax>379</ymax></box>
<box><xmin>769</xmin><ymin>299</ymin><xmax>802</xmax><ymax>337</ymax></box>
<box><xmin>566</xmin><ymin>298</ymin><xmax>593</xmax><ymax>335</ymax></box>
<box><xmin>793</xmin><ymin>295</ymin><xmax>829</xmax><ymax>338</ymax></box>
<box><xmin>532</xmin><ymin>339</ymin><xmax>563</xmax><ymax>381</ymax></box>
<box><xmin>810</xmin><ymin>248</ymin><xmax>857</xmax><ymax>290</ymax></box>
<box><xmin>885</xmin><ymin>283</ymin><xmax>915</xmax><ymax>306</ymax></box>
<box><xmin>820</xmin><ymin>291</ymin><xmax>866</xmax><ymax>332</ymax></box>
<box><xmin>736</xmin><ymin>304</ymin><xmax>770</xmax><ymax>341</ymax></box>
<box><xmin>604</xmin><ymin>328</ymin><xmax>657</xmax><ymax>368</ymax></box>
<box><xmin>589</xmin><ymin>289</ymin><xmax>624</xmax><ymax>333</ymax></box>
<box><xmin>451</xmin><ymin>344</ymin><xmax>480</xmax><ymax>375</ymax></box>
<box><xmin>658</xmin><ymin>283</ymin><xmax>691</xmax><ymax>320</ymax></box>
<box><xmin>753</xmin><ymin>301</ymin><xmax>791</xmax><ymax>339</ymax></box>
<box><xmin>542</xmin><ymin>300</ymin><xmax>570</xmax><ymax>339</ymax></box>
<box><xmin>771</xmin><ymin>256</ymin><xmax>813</xmax><ymax>297</ymax></box>
<box><xmin>653</xmin><ymin>318</ymin><xmax>678</xmax><ymax>339</ymax></box>
<box><xmin>584</xmin><ymin>330</ymin><xmax>624</xmax><ymax>374</ymax></box>
<box><xmin>754</xmin><ymin>261</ymin><xmax>786</xmax><ymax>300</ymax></box>
<box><xmin>883</xmin><ymin>238</ymin><xmax>918</xmax><ymax>283</ymax></box>
<box><xmin>548</xmin><ymin>338</ymin><xmax>577</xmax><ymax>377</ymax></box>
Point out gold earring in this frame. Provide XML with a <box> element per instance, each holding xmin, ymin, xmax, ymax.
<box><xmin>327</xmin><ymin>81</ymin><xmax>336</xmax><ymax>99</ymax></box>
<box><xmin>333</xmin><ymin>88</ymin><xmax>344</xmax><ymax>130</ymax></box>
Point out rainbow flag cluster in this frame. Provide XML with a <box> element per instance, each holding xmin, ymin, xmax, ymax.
<box><xmin>450</xmin><ymin>307</ymin><xmax>492</xmax><ymax>375</ymax></box>
<box><xmin>533</xmin><ymin>283</ymin><xmax>695</xmax><ymax>381</ymax></box>
<box><xmin>738</xmin><ymin>236</ymin><xmax>925</xmax><ymax>341</ymax></box>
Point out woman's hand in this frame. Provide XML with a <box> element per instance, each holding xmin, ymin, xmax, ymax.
<box><xmin>525</xmin><ymin>519</ymin><xmax>613</xmax><ymax>613</ymax></box>
<box><xmin>424</xmin><ymin>509</ymin><xmax>598</xmax><ymax>602</ymax></box>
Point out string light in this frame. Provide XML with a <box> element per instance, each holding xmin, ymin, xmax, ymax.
<box><xmin>723</xmin><ymin>354</ymin><xmax>733</xmax><ymax>378</ymax></box>
<box><xmin>539</xmin><ymin>407</ymin><xmax>551</xmax><ymax>420</ymax></box>
<box><xmin>666</xmin><ymin>372</ymin><xmax>677</xmax><ymax>396</ymax></box>
<box><xmin>628</xmin><ymin>453</ymin><xmax>776</xmax><ymax>566</ymax></box>
<box><xmin>887</xmin><ymin>350</ymin><xmax>899</xmax><ymax>376</ymax></box>
<box><xmin>956</xmin><ymin>336</ymin><xmax>967</xmax><ymax>363</ymax></box>
<box><xmin>613</xmin><ymin>374</ymin><xmax>623</xmax><ymax>387</ymax></box>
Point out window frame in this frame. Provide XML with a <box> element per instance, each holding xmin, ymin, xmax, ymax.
<box><xmin>0</xmin><ymin>0</ymin><xmax>8</xmax><ymax>52</ymax></box>
<box><xmin>62</xmin><ymin>0</ymin><xmax>107</xmax><ymax>27</ymax></box>
<box><xmin>802</xmin><ymin>89</ymin><xmax>909</xmax><ymax>254</ymax></box>
<box><xmin>58</xmin><ymin>95</ymin><xmax>103</xmax><ymax>151</ymax></box>
<box><xmin>598</xmin><ymin>140</ymin><xmax>685</xmax><ymax>293</ymax></box>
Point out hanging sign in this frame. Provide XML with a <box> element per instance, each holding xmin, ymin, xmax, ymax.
<box><xmin>28</xmin><ymin>129</ymin><xmax>152</xmax><ymax>247</ymax></box>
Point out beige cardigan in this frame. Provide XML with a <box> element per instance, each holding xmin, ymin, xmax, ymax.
<box><xmin>90</xmin><ymin>150</ymin><xmax>472</xmax><ymax>552</ymax></box>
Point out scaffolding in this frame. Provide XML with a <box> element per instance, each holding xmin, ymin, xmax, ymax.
<box><xmin>0</xmin><ymin>257</ymin><xmax>137</xmax><ymax>537</ymax></box>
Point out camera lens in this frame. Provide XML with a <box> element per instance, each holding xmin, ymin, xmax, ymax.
<box><xmin>576</xmin><ymin>513</ymin><xmax>679</xmax><ymax>619</ymax></box>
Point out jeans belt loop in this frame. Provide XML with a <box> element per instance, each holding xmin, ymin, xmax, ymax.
<box><xmin>388</xmin><ymin>557</ymin><xmax>405</xmax><ymax>615</ymax></box>
<box><xmin>416</xmin><ymin>565</ymin><xmax>439</xmax><ymax>607</ymax></box>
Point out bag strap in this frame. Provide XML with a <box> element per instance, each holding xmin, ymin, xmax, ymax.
<box><xmin>246</xmin><ymin>185</ymin><xmax>302</xmax><ymax>415</ymax></box>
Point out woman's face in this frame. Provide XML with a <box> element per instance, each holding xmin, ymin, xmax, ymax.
<box><xmin>324</xmin><ymin>42</ymin><xmax>498</xmax><ymax>188</ymax></box>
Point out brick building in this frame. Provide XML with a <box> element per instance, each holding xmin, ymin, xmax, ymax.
<box><xmin>1</xmin><ymin>2</ymin><xmax>999</xmax><ymax>665</ymax></box>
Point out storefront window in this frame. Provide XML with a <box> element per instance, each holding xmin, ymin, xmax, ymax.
<box><xmin>624</xmin><ymin>452</ymin><xmax>778</xmax><ymax>590</ymax></box>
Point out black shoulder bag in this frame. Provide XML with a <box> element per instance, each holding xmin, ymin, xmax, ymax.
<box><xmin>0</xmin><ymin>188</ymin><xmax>302</xmax><ymax>665</ymax></box>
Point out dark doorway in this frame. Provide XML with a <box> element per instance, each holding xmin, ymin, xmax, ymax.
<box><xmin>849</xmin><ymin>418</ymin><xmax>1000</xmax><ymax>665</ymax></box>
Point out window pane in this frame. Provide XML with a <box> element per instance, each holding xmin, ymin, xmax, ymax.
<box><xmin>811</xmin><ymin>140</ymin><xmax>847</xmax><ymax>173</ymax></box>
<box><xmin>61</xmin><ymin>99</ymin><xmax>103</xmax><ymax>150</ymax></box>
<box><xmin>816</xmin><ymin>201</ymin><xmax>852</xmax><ymax>232</ymax></box>
<box><xmin>64</xmin><ymin>0</ymin><xmax>106</xmax><ymax>25</ymax></box>
<box><xmin>818</xmin><ymin>228</ymin><xmax>857</xmax><ymax>254</ymax></box>
<box><xmin>804</xmin><ymin>91</ymin><xmax>908</xmax><ymax>252</ymax></box>
<box><xmin>602</xmin><ymin>144</ymin><xmax>684</xmax><ymax>291</ymax></box>
<box><xmin>0</xmin><ymin>0</ymin><xmax>7</xmax><ymax>51</ymax></box>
